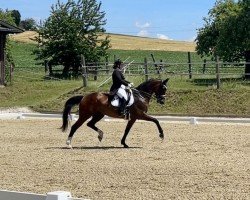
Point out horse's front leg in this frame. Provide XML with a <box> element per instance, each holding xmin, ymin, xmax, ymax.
<box><xmin>139</xmin><ymin>113</ymin><xmax>164</xmax><ymax>140</ymax></box>
<box><xmin>121</xmin><ymin>118</ymin><xmax>136</xmax><ymax>148</ymax></box>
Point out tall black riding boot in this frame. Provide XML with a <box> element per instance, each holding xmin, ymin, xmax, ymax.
<box><xmin>119</xmin><ymin>97</ymin><xmax>127</xmax><ymax>116</ymax></box>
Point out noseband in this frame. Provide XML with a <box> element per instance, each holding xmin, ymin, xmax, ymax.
<box><xmin>134</xmin><ymin>82</ymin><xmax>167</xmax><ymax>103</ymax></box>
<box><xmin>155</xmin><ymin>94</ymin><xmax>166</xmax><ymax>103</ymax></box>
<box><xmin>155</xmin><ymin>83</ymin><xmax>167</xmax><ymax>102</ymax></box>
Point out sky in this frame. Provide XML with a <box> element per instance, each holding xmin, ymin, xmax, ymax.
<box><xmin>0</xmin><ymin>0</ymin><xmax>217</xmax><ymax>41</ymax></box>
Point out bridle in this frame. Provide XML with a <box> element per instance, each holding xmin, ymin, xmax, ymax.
<box><xmin>132</xmin><ymin>82</ymin><xmax>167</xmax><ymax>103</ymax></box>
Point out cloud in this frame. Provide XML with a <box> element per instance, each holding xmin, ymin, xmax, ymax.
<box><xmin>157</xmin><ymin>34</ymin><xmax>173</xmax><ymax>40</ymax></box>
<box><xmin>184</xmin><ymin>35</ymin><xmax>197</xmax><ymax>42</ymax></box>
<box><xmin>137</xmin><ymin>30</ymin><xmax>150</xmax><ymax>37</ymax></box>
<box><xmin>135</xmin><ymin>22</ymin><xmax>151</xmax><ymax>29</ymax></box>
<box><xmin>135</xmin><ymin>21</ymin><xmax>151</xmax><ymax>37</ymax></box>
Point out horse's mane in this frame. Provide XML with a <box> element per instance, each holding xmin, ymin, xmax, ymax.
<box><xmin>136</xmin><ymin>78</ymin><xmax>160</xmax><ymax>91</ymax></box>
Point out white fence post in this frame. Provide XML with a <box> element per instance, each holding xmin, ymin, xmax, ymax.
<box><xmin>46</xmin><ymin>191</ymin><xmax>72</xmax><ymax>200</ymax></box>
<box><xmin>17</xmin><ymin>112</ymin><xmax>25</xmax><ymax>119</ymax></box>
<box><xmin>190</xmin><ymin>117</ymin><xmax>198</xmax><ymax>125</ymax></box>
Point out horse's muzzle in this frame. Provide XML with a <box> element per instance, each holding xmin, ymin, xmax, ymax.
<box><xmin>157</xmin><ymin>95</ymin><xmax>166</xmax><ymax>104</ymax></box>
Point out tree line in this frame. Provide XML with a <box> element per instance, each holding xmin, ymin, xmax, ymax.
<box><xmin>0</xmin><ymin>8</ymin><xmax>37</xmax><ymax>30</ymax></box>
<box><xmin>196</xmin><ymin>0</ymin><xmax>250</xmax><ymax>79</ymax></box>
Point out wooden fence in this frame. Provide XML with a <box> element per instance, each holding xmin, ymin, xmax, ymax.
<box><xmin>44</xmin><ymin>54</ymin><xmax>247</xmax><ymax>89</ymax></box>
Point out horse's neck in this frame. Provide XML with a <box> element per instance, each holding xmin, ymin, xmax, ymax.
<box><xmin>134</xmin><ymin>88</ymin><xmax>152</xmax><ymax>102</ymax></box>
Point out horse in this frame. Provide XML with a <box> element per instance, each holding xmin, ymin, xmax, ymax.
<box><xmin>61</xmin><ymin>78</ymin><xmax>169</xmax><ymax>148</ymax></box>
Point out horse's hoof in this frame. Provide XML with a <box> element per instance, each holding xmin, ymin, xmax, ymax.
<box><xmin>66</xmin><ymin>139</ymin><xmax>73</xmax><ymax>149</ymax></box>
<box><xmin>159</xmin><ymin>133</ymin><xmax>164</xmax><ymax>140</ymax></box>
<box><xmin>98</xmin><ymin>130</ymin><xmax>103</xmax><ymax>142</ymax></box>
<box><xmin>121</xmin><ymin>141</ymin><xmax>129</xmax><ymax>148</ymax></box>
<box><xmin>123</xmin><ymin>144</ymin><xmax>129</xmax><ymax>148</ymax></box>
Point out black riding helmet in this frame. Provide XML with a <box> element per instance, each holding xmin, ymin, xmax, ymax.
<box><xmin>113</xmin><ymin>59</ymin><xmax>123</xmax><ymax>69</ymax></box>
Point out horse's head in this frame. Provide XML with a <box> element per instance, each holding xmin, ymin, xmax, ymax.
<box><xmin>154</xmin><ymin>78</ymin><xmax>169</xmax><ymax>104</ymax></box>
<box><xmin>136</xmin><ymin>78</ymin><xmax>169</xmax><ymax>104</ymax></box>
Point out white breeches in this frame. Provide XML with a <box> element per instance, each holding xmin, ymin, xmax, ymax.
<box><xmin>117</xmin><ymin>85</ymin><xmax>128</xmax><ymax>101</ymax></box>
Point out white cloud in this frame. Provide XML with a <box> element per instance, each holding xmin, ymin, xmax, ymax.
<box><xmin>137</xmin><ymin>30</ymin><xmax>149</xmax><ymax>37</ymax></box>
<box><xmin>185</xmin><ymin>35</ymin><xmax>197</xmax><ymax>42</ymax></box>
<box><xmin>135</xmin><ymin>22</ymin><xmax>151</xmax><ymax>29</ymax></box>
<box><xmin>157</xmin><ymin>34</ymin><xmax>173</xmax><ymax>40</ymax></box>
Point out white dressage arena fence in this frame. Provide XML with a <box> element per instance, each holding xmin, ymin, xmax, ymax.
<box><xmin>0</xmin><ymin>112</ymin><xmax>250</xmax><ymax>125</ymax></box>
<box><xmin>0</xmin><ymin>190</ymin><xmax>84</xmax><ymax>200</ymax></box>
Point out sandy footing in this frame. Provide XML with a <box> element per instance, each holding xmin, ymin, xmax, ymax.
<box><xmin>0</xmin><ymin>119</ymin><xmax>249</xmax><ymax>199</ymax></box>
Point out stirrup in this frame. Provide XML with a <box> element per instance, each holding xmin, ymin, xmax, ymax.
<box><xmin>124</xmin><ymin>107</ymin><xmax>130</xmax><ymax>120</ymax></box>
<box><xmin>124</xmin><ymin>112</ymin><xmax>130</xmax><ymax>120</ymax></box>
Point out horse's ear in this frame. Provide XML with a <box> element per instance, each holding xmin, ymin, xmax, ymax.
<box><xmin>163</xmin><ymin>78</ymin><xmax>169</xmax><ymax>85</ymax></box>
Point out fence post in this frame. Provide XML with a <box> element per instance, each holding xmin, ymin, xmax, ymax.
<box><xmin>48</xmin><ymin>61</ymin><xmax>53</xmax><ymax>76</ymax></box>
<box><xmin>93</xmin><ymin>62</ymin><xmax>98</xmax><ymax>81</ymax></box>
<box><xmin>144</xmin><ymin>57</ymin><xmax>148</xmax><ymax>81</ymax></box>
<box><xmin>0</xmin><ymin>61</ymin><xmax>3</xmax><ymax>85</ymax></box>
<box><xmin>105</xmin><ymin>57</ymin><xmax>109</xmax><ymax>74</ymax></box>
<box><xmin>81</xmin><ymin>55</ymin><xmax>87</xmax><ymax>87</ymax></box>
<box><xmin>188</xmin><ymin>52</ymin><xmax>192</xmax><ymax>79</ymax></box>
<box><xmin>216</xmin><ymin>56</ymin><xmax>220</xmax><ymax>89</ymax></box>
<box><xmin>44</xmin><ymin>60</ymin><xmax>49</xmax><ymax>75</ymax></box>
<box><xmin>202</xmin><ymin>59</ymin><xmax>206</xmax><ymax>74</ymax></box>
<box><xmin>245</xmin><ymin>50</ymin><xmax>250</xmax><ymax>79</ymax></box>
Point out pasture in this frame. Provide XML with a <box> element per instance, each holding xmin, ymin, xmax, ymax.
<box><xmin>1</xmin><ymin>40</ymin><xmax>249</xmax><ymax>116</ymax></box>
<box><xmin>0</xmin><ymin>119</ymin><xmax>249</xmax><ymax>199</ymax></box>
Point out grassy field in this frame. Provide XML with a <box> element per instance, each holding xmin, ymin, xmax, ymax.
<box><xmin>0</xmin><ymin>33</ymin><xmax>249</xmax><ymax>117</ymax></box>
<box><xmin>10</xmin><ymin>31</ymin><xmax>196</xmax><ymax>52</ymax></box>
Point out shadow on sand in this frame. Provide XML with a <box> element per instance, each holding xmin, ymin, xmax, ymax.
<box><xmin>46</xmin><ymin>146</ymin><xmax>142</xmax><ymax>150</ymax></box>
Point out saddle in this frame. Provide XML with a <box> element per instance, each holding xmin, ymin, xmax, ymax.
<box><xmin>110</xmin><ymin>89</ymin><xmax>134</xmax><ymax>107</ymax></box>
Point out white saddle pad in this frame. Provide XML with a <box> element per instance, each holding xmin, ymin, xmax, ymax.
<box><xmin>111</xmin><ymin>94</ymin><xmax>134</xmax><ymax>107</ymax></box>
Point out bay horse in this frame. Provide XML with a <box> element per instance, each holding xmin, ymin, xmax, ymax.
<box><xmin>61</xmin><ymin>78</ymin><xmax>169</xmax><ymax>148</ymax></box>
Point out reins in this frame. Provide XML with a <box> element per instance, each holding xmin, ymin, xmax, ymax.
<box><xmin>132</xmin><ymin>88</ymin><xmax>163</xmax><ymax>101</ymax></box>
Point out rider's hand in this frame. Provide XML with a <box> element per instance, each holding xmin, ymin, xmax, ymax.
<box><xmin>128</xmin><ymin>83</ymin><xmax>134</xmax><ymax>88</ymax></box>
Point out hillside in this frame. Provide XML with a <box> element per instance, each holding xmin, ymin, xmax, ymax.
<box><xmin>4</xmin><ymin>33</ymin><xmax>249</xmax><ymax>117</ymax></box>
<box><xmin>10</xmin><ymin>31</ymin><xmax>196</xmax><ymax>52</ymax></box>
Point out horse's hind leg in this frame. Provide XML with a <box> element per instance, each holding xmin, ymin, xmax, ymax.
<box><xmin>87</xmin><ymin>113</ymin><xmax>105</xmax><ymax>142</ymax></box>
<box><xmin>66</xmin><ymin>115</ymin><xmax>89</xmax><ymax>148</ymax></box>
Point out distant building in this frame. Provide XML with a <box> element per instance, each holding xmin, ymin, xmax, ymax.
<box><xmin>0</xmin><ymin>20</ymin><xmax>24</xmax><ymax>86</ymax></box>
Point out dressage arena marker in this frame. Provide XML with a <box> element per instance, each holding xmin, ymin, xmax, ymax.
<box><xmin>0</xmin><ymin>112</ymin><xmax>250</xmax><ymax>124</ymax></box>
<box><xmin>190</xmin><ymin>117</ymin><xmax>198</xmax><ymax>125</ymax></box>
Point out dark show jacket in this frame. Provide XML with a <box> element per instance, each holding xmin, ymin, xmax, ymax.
<box><xmin>110</xmin><ymin>69</ymin><xmax>130</xmax><ymax>92</ymax></box>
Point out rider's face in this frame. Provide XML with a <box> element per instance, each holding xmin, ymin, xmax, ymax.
<box><xmin>119</xmin><ymin>63</ymin><xmax>124</xmax><ymax>70</ymax></box>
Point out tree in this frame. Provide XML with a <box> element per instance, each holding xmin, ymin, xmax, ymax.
<box><xmin>34</xmin><ymin>0</ymin><xmax>110</xmax><ymax>77</ymax></box>
<box><xmin>196</xmin><ymin>0</ymin><xmax>250</xmax><ymax>79</ymax></box>
<box><xmin>0</xmin><ymin>9</ymin><xmax>15</xmax><ymax>25</ymax></box>
<box><xmin>10</xmin><ymin>10</ymin><xmax>21</xmax><ymax>26</ymax></box>
<box><xmin>20</xmin><ymin>18</ymin><xmax>37</xmax><ymax>30</ymax></box>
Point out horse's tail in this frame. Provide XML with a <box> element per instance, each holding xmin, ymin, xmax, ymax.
<box><xmin>61</xmin><ymin>95</ymin><xmax>84</xmax><ymax>132</ymax></box>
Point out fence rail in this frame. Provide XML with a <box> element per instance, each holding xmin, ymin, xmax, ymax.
<box><xmin>73</xmin><ymin>56</ymin><xmax>248</xmax><ymax>88</ymax></box>
<box><xmin>1</xmin><ymin>112</ymin><xmax>250</xmax><ymax>124</ymax></box>
<box><xmin>5</xmin><ymin>53</ymin><xmax>249</xmax><ymax>89</ymax></box>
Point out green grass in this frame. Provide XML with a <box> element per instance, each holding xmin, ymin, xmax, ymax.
<box><xmin>0</xmin><ymin>41</ymin><xmax>249</xmax><ymax>117</ymax></box>
<box><xmin>107</xmin><ymin>49</ymin><xmax>204</xmax><ymax>63</ymax></box>
<box><xmin>9</xmin><ymin>41</ymin><xmax>38</xmax><ymax>68</ymax></box>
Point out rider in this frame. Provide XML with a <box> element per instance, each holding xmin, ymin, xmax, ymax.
<box><xmin>110</xmin><ymin>59</ymin><xmax>133</xmax><ymax>116</ymax></box>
